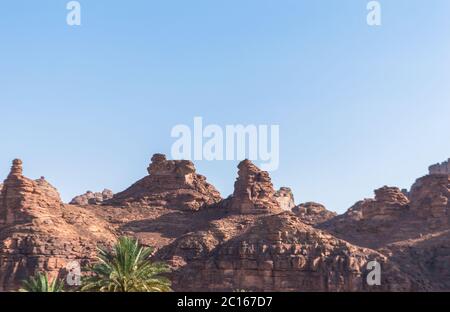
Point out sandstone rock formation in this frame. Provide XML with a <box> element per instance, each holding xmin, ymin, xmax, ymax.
<box><xmin>228</xmin><ymin>160</ymin><xmax>282</xmax><ymax>214</ymax></box>
<box><xmin>0</xmin><ymin>183</ymin><xmax>3</xmax><ymax>214</ymax></box>
<box><xmin>107</xmin><ymin>154</ymin><xmax>221</xmax><ymax>211</ymax></box>
<box><xmin>0</xmin><ymin>160</ymin><xmax>63</xmax><ymax>225</ymax></box>
<box><xmin>70</xmin><ymin>189</ymin><xmax>113</xmax><ymax>206</ymax></box>
<box><xmin>0</xmin><ymin>160</ymin><xmax>115</xmax><ymax>291</ymax></box>
<box><xmin>159</xmin><ymin>212</ymin><xmax>413</xmax><ymax>291</ymax></box>
<box><xmin>429</xmin><ymin>158</ymin><xmax>450</xmax><ymax>175</ymax></box>
<box><xmin>319</xmin><ymin>186</ymin><xmax>413</xmax><ymax>248</ymax></box>
<box><xmin>274</xmin><ymin>187</ymin><xmax>295</xmax><ymax>211</ymax></box>
<box><xmin>409</xmin><ymin>174</ymin><xmax>450</xmax><ymax>228</ymax></box>
<box><xmin>362</xmin><ymin>186</ymin><xmax>410</xmax><ymax>221</ymax></box>
<box><xmin>1</xmin><ymin>156</ymin><xmax>450</xmax><ymax>292</ymax></box>
<box><xmin>320</xmin><ymin>170</ymin><xmax>450</xmax><ymax>290</ymax></box>
<box><xmin>292</xmin><ymin>202</ymin><xmax>337</xmax><ymax>225</ymax></box>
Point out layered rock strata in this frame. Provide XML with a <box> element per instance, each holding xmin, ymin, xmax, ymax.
<box><xmin>160</xmin><ymin>212</ymin><xmax>414</xmax><ymax>291</ymax></box>
<box><xmin>0</xmin><ymin>160</ymin><xmax>115</xmax><ymax>291</ymax></box>
<box><xmin>228</xmin><ymin>160</ymin><xmax>282</xmax><ymax>215</ymax></box>
<box><xmin>1</xmin><ymin>156</ymin><xmax>450</xmax><ymax>292</ymax></box>
<box><xmin>292</xmin><ymin>202</ymin><xmax>337</xmax><ymax>225</ymax></box>
<box><xmin>107</xmin><ymin>154</ymin><xmax>222</xmax><ymax>211</ymax></box>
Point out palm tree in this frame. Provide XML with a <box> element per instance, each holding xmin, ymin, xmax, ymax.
<box><xmin>20</xmin><ymin>272</ymin><xmax>64</xmax><ymax>292</ymax></box>
<box><xmin>81</xmin><ymin>236</ymin><xmax>172</xmax><ymax>292</ymax></box>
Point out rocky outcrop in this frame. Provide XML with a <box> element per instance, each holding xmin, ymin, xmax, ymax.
<box><xmin>0</xmin><ymin>160</ymin><xmax>63</xmax><ymax>225</ymax></box>
<box><xmin>161</xmin><ymin>212</ymin><xmax>414</xmax><ymax>291</ymax></box>
<box><xmin>429</xmin><ymin>159</ymin><xmax>450</xmax><ymax>175</ymax></box>
<box><xmin>0</xmin><ymin>160</ymin><xmax>115</xmax><ymax>291</ymax></box>
<box><xmin>409</xmin><ymin>174</ymin><xmax>449</xmax><ymax>228</ymax></box>
<box><xmin>70</xmin><ymin>189</ymin><xmax>113</xmax><ymax>206</ymax></box>
<box><xmin>361</xmin><ymin>186</ymin><xmax>410</xmax><ymax>221</ymax></box>
<box><xmin>0</xmin><ymin>183</ymin><xmax>3</xmax><ymax>214</ymax></box>
<box><xmin>228</xmin><ymin>160</ymin><xmax>282</xmax><ymax>214</ymax></box>
<box><xmin>292</xmin><ymin>202</ymin><xmax>337</xmax><ymax>225</ymax></box>
<box><xmin>107</xmin><ymin>154</ymin><xmax>221</xmax><ymax>211</ymax></box>
<box><xmin>274</xmin><ymin>187</ymin><xmax>295</xmax><ymax>211</ymax></box>
<box><xmin>383</xmin><ymin>229</ymin><xmax>450</xmax><ymax>291</ymax></box>
<box><xmin>1</xmin><ymin>156</ymin><xmax>450</xmax><ymax>292</ymax></box>
<box><xmin>319</xmin><ymin>186</ymin><xmax>413</xmax><ymax>248</ymax></box>
<box><xmin>320</xmin><ymin>170</ymin><xmax>450</xmax><ymax>290</ymax></box>
<box><xmin>322</xmin><ymin>176</ymin><xmax>449</xmax><ymax>244</ymax></box>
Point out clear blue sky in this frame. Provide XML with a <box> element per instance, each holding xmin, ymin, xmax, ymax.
<box><xmin>1</xmin><ymin>1</ymin><xmax>450</xmax><ymax>213</ymax></box>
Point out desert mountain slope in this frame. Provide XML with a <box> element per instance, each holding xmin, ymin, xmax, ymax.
<box><xmin>106</xmin><ymin>154</ymin><xmax>221</xmax><ymax>211</ymax></box>
<box><xmin>0</xmin><ymin>155</ymin><xmax>449</xmax><ymax>291</ymax></box>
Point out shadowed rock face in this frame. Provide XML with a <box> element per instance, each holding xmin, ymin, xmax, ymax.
<box><xmin>321</xmin><ymin>178</ymin><xmax>449</xmax><ymax>246</ymax></box>
<box><xmin>106</xmin><ymin>154</ymin><xmax>222</xmax><ymax>211</ymax></box>
<box><xmin>409</xmin><ymin>174</ymin><xmax>450</xmax><ymax>228</ymax></box>
<box><xmin>320</xmin><ymin>173</ymin><xmax>450</xmax><ymax>291</ymax></box>
<box><xmin>158</xmin><ymin>212</ymin><xmax>414</xmax><ymax>291</ymax></box>
<box><xmin>319</xmin><ymin>186</ymin><xmax>413</xmax><ymax>246</ymax></box>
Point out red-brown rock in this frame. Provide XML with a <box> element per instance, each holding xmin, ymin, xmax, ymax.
<box><xmin>292</xmin><ymin>202</ymin><xmax>337</xmax><ymax>225</ymax></box>
<box><xmin>160</xmin><ymin>212</ymin><xmax>414</xmax><ymax>291</ymax></box>
<box><xmin>107</xmin><ymin>154</ymin><xmax>222</xmax><ymax>211</ymax></box>
<box><xmin>274</xmin><ymin>187</ymin><xmax>295</xmax><ymax>211</ymax></box>
<box><xmin>70</xmin><ymin>189</ymin><xmax>114</xmax><ymax>206</ymax></box>
<box><xmin>1</xmin><ymin>156</ymin><xmax>450</xmax><ymax>292</ymax></box>
<box><xmin>0</xmin><ymin>160</ymin><xmax>115</xmax><ymax>291</ymax></box>
<box><xmin>228</xmin><ymin>160</ymin><xmax>282</xmax><ymax>214</ymax></box>
<box><xmin>409</xmin><ymin>174</ymin><xmax>450</xmax><ymax>228</ymax></box>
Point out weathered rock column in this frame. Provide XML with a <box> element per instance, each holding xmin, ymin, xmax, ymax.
<box><xmin>0</xmin><ymin>159</ymin><xmax>30</xmax><ymax>224</ymax></box>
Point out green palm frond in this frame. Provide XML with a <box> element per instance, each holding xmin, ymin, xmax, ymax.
<box><xmin>81</xmin><ymin>236</ymin><xmax>172</xmax><ymax>292</ymax></box>
<box><xmin>20</xmin><ymin>272</ymin><xmax>64</xmax><ymax>292</ymax></box>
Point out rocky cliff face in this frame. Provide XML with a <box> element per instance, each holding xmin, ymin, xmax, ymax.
<box><xmin>321</xmin><ymin>177</ymin><xmax>449</xmax><ymax>246</ymax></box>
<box><xmin>154</xmin><ymin>161</ymin><xmax>418</xmax><ymax>291</ymax></box>
<box><xmin>106</xmin><ymin>154</ymin><xmax>221</xmax><ymax>211</ymax></box>
<box><xmin>228</xmin><ymin>160</ymin><xmax>282</xmax><ymax>214</ymax></box>
<box><xmin>0</xmin><ymin>160</ymin><xmax>63</xmax><ymax>226</ymax></box>
<box><xmin>409</xmin><ymin>174</ymin><xmax>450</xmax><ymax>229</ymax></box>
<box><xmin>0</xmin><ymin>156</ymin><xmax>449</xmax><ymax>291</ymax></box>
<box><xmin>320</xmin><ymin>172</ymin><xmax>450</xmax><ymax>291</ymax></box>
<box><xmin>429</xmin><ymin>159</ymin><xmax>450</xmax><ymax>175</ymax></box>
<box><xmin>159</xmin><ymin>212</ymin><xmax>413</xmax><ymax>291</ymax></box>
<box><xmin>0</xmin><ymin>160</ymin><xmax>115</xmax><ymax>291</ymax></box>
<box><xmin>361</xmin><ymin>186</ymin><xmax>410</xmax><ymax>221</ymax></box>
<box><xmin>319</xmin><ymin>186</ymin><xmax>414</xmax><ymax>248</ymax></box>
